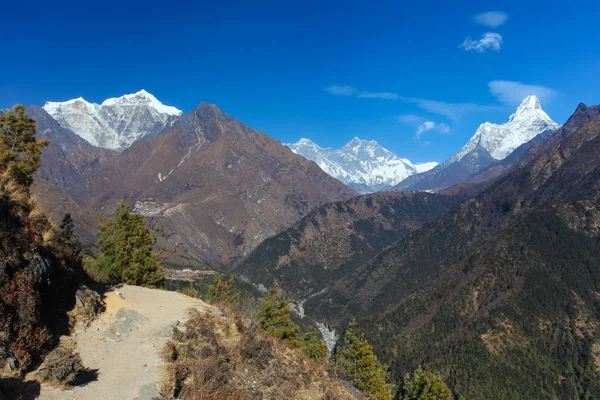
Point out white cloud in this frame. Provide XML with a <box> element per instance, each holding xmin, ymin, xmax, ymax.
<box><xmin>325</xmin><ymin>85</ymin><xmax>358</xmax><ymax>96</ymax></box>
<box><xmin>488</xmin><ymin>80</ymin><xmax>558</xmax><ymax>106</ymax></box>
<box><xmin>461</xmin><ymin>32</ymin><xmax>503</xmax><ymax>52</ymax></box>
<box><xmin>473</xmin><ymin>11</ymin><xmax>508</xmax><ymax>28</ymax></box>
<box><xmin>415</xmin><ymin>121</ymin><xmax>450</xmax><ymax>139</ymax></box>
<box><xmin>356</xmin><ymin>92</ymin><xmax>399</xmax><ymax>100</ymax></box>
<box><xmin>400</xmin><ymin>97</ymin><xmax>502</xmax><ymax>121</ymax></box>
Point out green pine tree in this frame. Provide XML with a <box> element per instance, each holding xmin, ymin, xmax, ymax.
<box><xmin>0</xmin><ymin>105</ymin><xmax>48</xmax><ymax>187</ymax></box>
<box><xmin>95</xmin><ymin>201</ymin><xmax>164</xmax><ymax>287</ymax></box>
<box><xmin>335</xmin><ymin>320</ymin><xmax>394</xmax><ymax>400</ymax></box>
<box><xmin>401</xmin><ymin>367</ymin><xmax>453</xmax><ymax>400</ymax></box>
<box><xmin>206</xmin><ymin>274</ymin><xmax>240</xmax><ymax>304</ymax></box>
<box><xmin>300</xmin><ymin>326</ymin><xmax>328</xmax><ymax>362</ymax></box>
<box><xmin>258</xmin><ymin>282</ymin><xmax>299</xmax><ymax>346</ymax></box>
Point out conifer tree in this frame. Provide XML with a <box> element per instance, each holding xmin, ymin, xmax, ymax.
<box><xmin>206</xmin><ymin>274</ymin><xmax>240</xmax><ymax>304</ymax></box>
<box><xmin>300</xmin><ymin>326</ymin><xmax>328</xmax><ymax>362</ymax></box>
<box><xmin>0</xmin><ymin>105</ymin><xmax>48</xmax><ymax>187</ymax></box>
<box><xmin>96</xmin><ymin>202</ymin><xmax>164</xmax><ymax>287</ymax></box>
<box><xmin>56</xmin><ymin>214</ymin><xmax>82</xmax><ymax>261</ymax></box>
<box><xmin>401</xmin><ymin>367</ymin><xmax>453</xmax><ymax>400</ymax></box>
<box><xmin>335</xmin><ymin>320</ymin><xmax>394</xmax><ymax>400</ymax></box>
<box><xmin>258</xmin><ymin>282</ymin><xmax>299</xmax><ymax>346</ymax></box>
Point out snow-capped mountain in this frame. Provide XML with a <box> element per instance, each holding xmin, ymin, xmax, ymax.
<box><xmin>394</xmin><ymin>95</ymin><xmax>559</xmax><ymax>192</ymax></box>
<box><xmin>287</xmin><ymin>137</ymin><xmax>437</xmax><ymax>193</ymax></box>
<box><xmin>448</xmin><ymin>95</ymin><xmax>558</xmax><ymax>165</ymax></box>
<box><xmin>44</xmin><ymin>90</ymin><xmax>182</xmax><ymax>150</ymax></box>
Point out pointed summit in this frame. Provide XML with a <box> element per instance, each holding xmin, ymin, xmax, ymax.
<box><xmin>294</xmin><ymin>138</ymin><xmax>319</xmax><ymax>146</ymax></box>
<box><xmin>343</xmin><ymin>137</ymin><xmax>379</xmax><ymax>149</ymax></box>
<box><xmin>517</xmin><ymin>95</ymin><xmax>541</xmax><ymax>111</ymax></box>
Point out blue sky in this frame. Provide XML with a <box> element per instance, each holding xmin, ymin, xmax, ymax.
<box><xmin>1</xmin><ymin>0</ymin><xmax>598</xmax><ymax>162</ymax></box>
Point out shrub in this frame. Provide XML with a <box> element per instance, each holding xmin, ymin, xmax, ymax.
<box><xmin>300</xmin><ymin>326</ymin><xmax>328</xmax><ymax>362</ymax></box>
<box><xmin>206</xmin><ymin>274</ymin><xmax>240</xmax><ymax>304</ymax></box>
<box><xmin>401</xmin><ymin>367</ymin><xmax>453</xmax><ymax>400</ymax></box>
<box><xmin>36</xmin><ymin>347</ymin><xmax>84</xmax><ymax>387</ymax></box>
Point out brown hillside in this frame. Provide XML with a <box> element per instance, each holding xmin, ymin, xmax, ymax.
<box><xmin>66</xmin><ymin>102</ymin><xmax>356</xmax><ymax>265</ymax></box>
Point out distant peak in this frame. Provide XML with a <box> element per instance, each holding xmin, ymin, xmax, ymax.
<box><xmin>575</xmin><ymin>102</ymin><xmax>589</xmax><ymax>112</ymax></box>
<box><xmin>136</xmin><ymin>89</ymin><xmax>152</xmax><ymax>97</ymax></box>
<box><xmin>345</xmin><ymin>137</ymin><xmax>379</xmax><ymax>147</ymax></box>
<box><xmin>195</xmin><ymin>101</ymin><xmax>222</xmax><ymax>112</ymax></box>
<box><xmin>508</xmin><ymin>95</ymin><xmax>554</xmax><ymax>124</ymax></box>
<box><xmin>194</xmin><ymin>102</ymin><xmax>229</xmax><ymax>121</ymax></box>
<box><xmin>295</xmin><ymin>138</ymin><xmax>316</xmax><ymax>145</ymax></box>
<box><xmin>516</xmin><ymin>95</ymin><xmax>541</xmax><ymax>112</ymax></box>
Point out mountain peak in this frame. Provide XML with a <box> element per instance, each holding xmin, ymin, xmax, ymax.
<box><xmin>509</xmin><ymin>95</ymin><xmax>553</xmax><ymax>125</ymax></box>
<box><xmin>516</xmin><ymin>95</ymin><xmax>541</xmax><ymax>112</ymax></box>
<box><xmin>344</xmin><ymin>137</ymin><xmax>378</xmax><ymax>148</ymax></box>
<box><xmin>101</xmin><ymin>90</ymin><xmax>181</xmax><ymax>116</ymax></box>
<box><xmin>294</xmin><ymin>138</ymin><xmax>318</xmax><ymax>146</ymax></box>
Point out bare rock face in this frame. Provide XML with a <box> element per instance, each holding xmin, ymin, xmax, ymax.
<box><xmin>68</xmin><ymin>102</ymin><xmax>356</xmax><ymax>265</ymax></box>
<box><xmin>27</xmin><ymin>105</ymin><xmax>116</xmax><ymax>191</ymax></box>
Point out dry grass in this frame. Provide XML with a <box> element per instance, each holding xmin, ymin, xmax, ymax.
<box><xmin>41</xmin><ymin>228</ymin><xmax>55</xmax><ymax>245</ymax></box>
<box><xmin>27</xmin><ymin>205</ymin><xmax>46</xmax><ymax>224</ymax></box>
<box><xmin>2</xmin><ymin>179</ymin><xmax>29</xmax><ymax>209</ymax></box>
<box><xmin>160</xmin><ymin>305</ymin><xmax>355</xmax><ymax>400</ymax></box>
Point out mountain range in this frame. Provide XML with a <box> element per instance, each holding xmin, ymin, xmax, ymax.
<box><xmin>39</xmin><ymin>90</ymin><xmax>558</xmax><ymax>198</ymax></box>
<box><xmin>27</xmin><ymin>90</ymin><xmax>564</xmax><ymax>268</ymax></box>
<box><xmin>287</xmin><ymin>137</ymin><xmax>437</xmax><ymax>193</ymax></box>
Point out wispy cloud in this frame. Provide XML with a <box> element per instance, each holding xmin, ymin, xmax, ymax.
<box><xmin>324</xmin><ymin>85</ymin><xmax>358</xmax><ymax>96</ymax></box>
<box><xmin>488</xmin><ymin>80</ymin><xmax>558</xmax><ymax>106</ymax></box>
<box><xmin>356</xmin><ymin>92</ymin><xmax>399</xmax><ymax>100</ymax></box>
<box><xmin>397</xmin><ymin>114</ymin><xmax>425</xmax><ymax>125</ymax></box>
<box><xmin>461</xmin><ymin>32</ymin><xmax>503</xmax><ymax>52</ymax></box>
<box><xmin>400</xmin><ymin>97</ymin><xmax>502</xmax><ymax>121</ymax></box>
<box><xmin>473</xmin><ymin>11</ymin><xmax>508</xmax><ymax>28</ymax></box>
<box><xmin>325</xmin><ymin>85</ymin><xmax>398</xmax><ymax>100</ymax></box>
<box><xmin>328</xmin><ymin>86</ymin><xmax>502</xmax><ymax>121</ymax></box>
<box><xmin>415</xmin><ymin>121</ymin><xmax>450</xmax><ymax>139</ymax></box>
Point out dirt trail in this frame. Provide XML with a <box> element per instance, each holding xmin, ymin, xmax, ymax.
<box><xmin>36</xmin><ymin>285</ymin><xmax>216</xmax><ymax>400</ymax></box>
